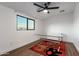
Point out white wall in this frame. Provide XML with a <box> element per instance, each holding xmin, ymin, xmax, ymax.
<box><xmin>73</xmin><ymin>3</ymin><xmax>79</xmax><ymax>52</ymax></box>
<box><xmin>42</xmin><ymin>13</ymin><xmax>74</xmax><ymax>42</ymax></box>
<box><xmin>0</xmin><ymin>5</ymin><xmax>42</xmax><ymax>55</ymax></box>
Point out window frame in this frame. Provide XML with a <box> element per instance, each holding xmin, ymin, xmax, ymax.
<box><xmin>27</xmin><ymin>18</ymin><xmax>35</xmax><ymax>30</ymax></box>
<box><xmin>16</xmin><ymin>15</ymin><xmax>35</xmax><ymax>31</ymax></box>
<box><xmin>16</xmin><ymin>15</ymin><xmax>28</xmax><ymax>31</ymax></box>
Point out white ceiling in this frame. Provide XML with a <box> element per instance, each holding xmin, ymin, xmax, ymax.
<box><xmin>0</xmin><ymin>2</ymin><xmax>76</xmax><ymax>20</ymax></box>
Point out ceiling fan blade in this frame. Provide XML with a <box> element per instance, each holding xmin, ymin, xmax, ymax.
<box><xmin>33</xmin><ymin>3</ymin><xmax>45</xmax><ymax>8</ymax></box>
<box><xmin>37</xmin><ymin>9</ymin><xmax>44</xmax><ymax>12</ymax></box>
<box><xmin>47</xmin><ymin>7</ymin><xmax>59</xmax><ymax>9</ymax></box>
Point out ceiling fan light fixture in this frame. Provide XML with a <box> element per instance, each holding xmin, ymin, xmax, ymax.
<box><xmin>43</xmin><ymin>9</ymin><xmax>48</xmax><ymax>13</ymax></box>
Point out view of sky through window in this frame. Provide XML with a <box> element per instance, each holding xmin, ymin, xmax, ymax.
<box><xmin>16</xmin><ymin>15</ymin><xmax>27</xmax><ymax>30</ymax></box>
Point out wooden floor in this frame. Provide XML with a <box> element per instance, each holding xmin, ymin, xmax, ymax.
<box><xmin>1</xmin><ymin>38</ymin><xmax>79</xmax><ymax>56</ymax></box>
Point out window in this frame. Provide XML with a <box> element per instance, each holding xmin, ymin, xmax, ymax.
<box><xmin>16</xmin><ymin>15</ymin><xmax>27</xmax><ymax>31</ymax></box>
<box><xmin>16</xmin><ymin>15</ymin><xmax>35</xmax><ymax>31</ymax></box>
<box><xmin>27</xmin><ymin>18</ymin><xmax>35</xmax><ymax>30</ymax></box>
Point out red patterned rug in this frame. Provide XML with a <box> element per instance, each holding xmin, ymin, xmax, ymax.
<box><xmin>30</xmin><ymin>39</ymin><xmax>65</xmax><ymax>56</ymax></box>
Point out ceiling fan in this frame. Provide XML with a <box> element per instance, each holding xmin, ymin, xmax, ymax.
<box><xmin>33</xmin><ymin>2</ymin><xmax>59</xmax><ymax>13</ymax></box>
